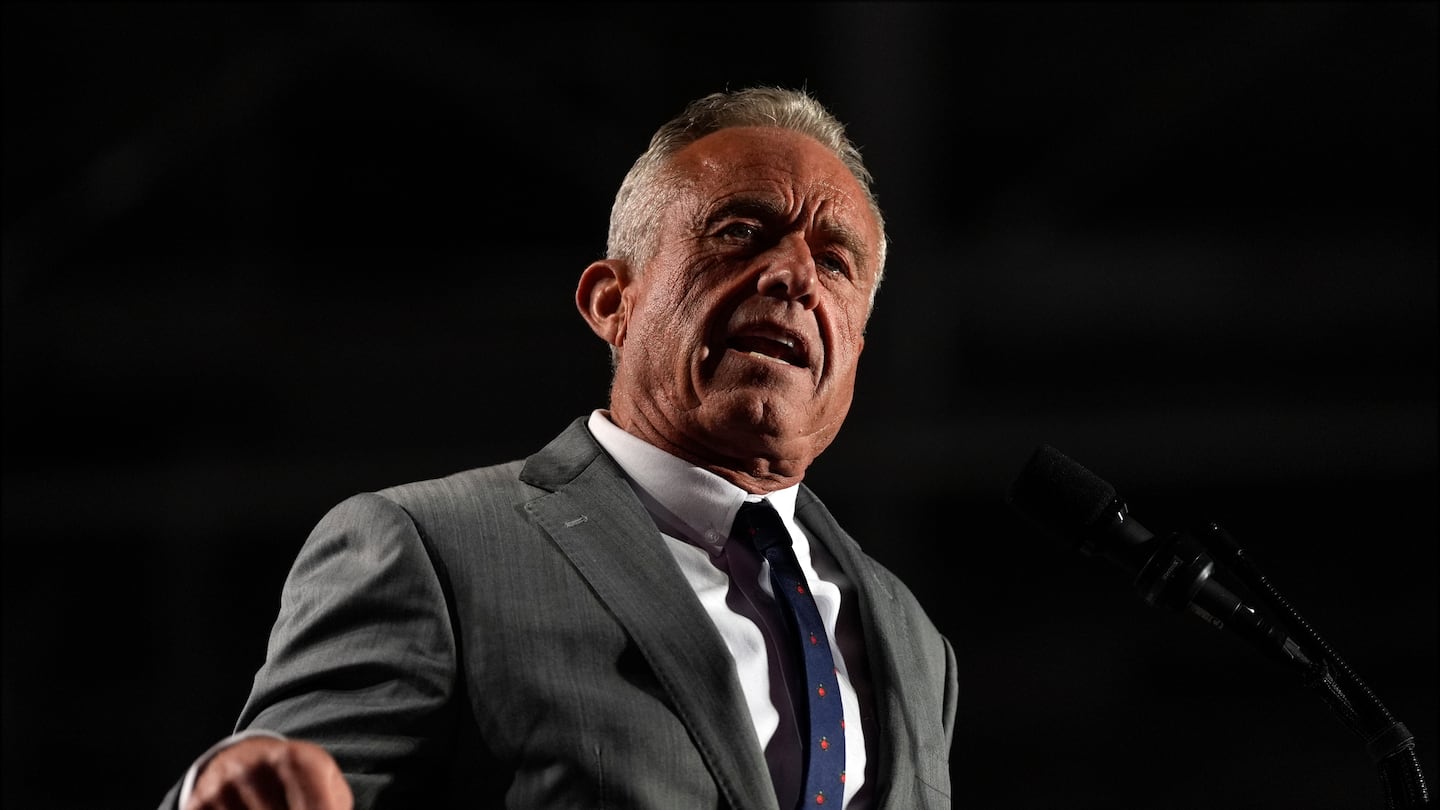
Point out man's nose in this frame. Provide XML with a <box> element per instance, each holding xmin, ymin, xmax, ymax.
<box><xmin>756</xmin><ymin>232</ymin><xmax>819</xmax><ymax>309</ymax></box>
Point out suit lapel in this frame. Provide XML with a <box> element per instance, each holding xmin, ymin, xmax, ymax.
<box><xmin>795</xmin><ymin>490</ymin><xmax>918</xmax><ymax>810</ymax></box>
<box><xmin>520</xmin><ymin>420</ymin><xmax>777</xmax><ymax>810</ymax></box>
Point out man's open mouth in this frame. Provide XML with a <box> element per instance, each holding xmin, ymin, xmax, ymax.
<box><xmin>727</xmin><ymin>333</ymin><xmax>808</xmax><ymax>368</ymax></box>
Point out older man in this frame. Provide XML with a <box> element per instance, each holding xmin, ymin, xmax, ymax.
<box><xmin>168</xmin><ymin>87</ymin><xmax>955</xmax><ymax>810</ymax></box>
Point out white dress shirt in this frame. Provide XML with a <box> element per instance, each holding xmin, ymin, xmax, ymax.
<box><xmin>587</xmin><ymin>410</ymin><xmax>873</xmax><ymax>809</ymax></box>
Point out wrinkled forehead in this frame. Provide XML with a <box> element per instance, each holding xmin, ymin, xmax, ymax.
<box><xmin>668</xmin><ymin>127</ymin><xmax>882</xmax><ymax>248</ymax></box>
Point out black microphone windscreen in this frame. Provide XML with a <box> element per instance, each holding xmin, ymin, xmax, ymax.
<box><xmin>1006</xmin><ymin>444</ymin><xmax>1117</xmax><ymax>538</ymax></box>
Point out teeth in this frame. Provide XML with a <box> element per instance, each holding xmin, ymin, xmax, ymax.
<box><xmin>751</xmin><ymin>332</ymin><xmax>794</xmax><ymax>348</ymax></box>
<box><xmin>747</xmin><ymin>351</ymin><xmax>789</xmax><ymax>364</ymax></box>
<box><xmin>728</xmin><ymin>331</ymin><xmax>804</xmax><ymax>367</ymax></box>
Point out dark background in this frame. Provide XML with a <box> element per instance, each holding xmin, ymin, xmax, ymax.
<box><xmin>3</xmin><ymin>3</ymin><xmax>1435</xmax><ymax>808</ymax></box>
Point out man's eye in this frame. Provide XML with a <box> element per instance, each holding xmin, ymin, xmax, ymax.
<box><xmin>817</xmin><ymin>253</ymin><xmax>850</xmax><ymax>275</ymax></box>
<box><xmin>717</xmin><ymin>222</ymin><xmax>761</xmax><ymax>241</ymax></box>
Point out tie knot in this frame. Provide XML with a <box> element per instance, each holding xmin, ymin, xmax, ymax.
<box><xmin>733</xmin><ymin>500</ymin><xmax>792</xmax><ymax>553</ymax></box>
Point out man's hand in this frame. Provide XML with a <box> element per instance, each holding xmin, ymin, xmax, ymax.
<box><xmin>185</xmin><ymin>737</ymin><xmax>353</xmax><ymax>810</ymax></box>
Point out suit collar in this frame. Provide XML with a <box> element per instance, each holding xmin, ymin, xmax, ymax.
<box><xmin>517</xmin><ymin>415</ymin><xmax>597</xmax><ymax>492</ymax></box>
<box><xmin>520</xmin><ymin>417</ymin><xmax>780</xmax><ymax>810</ymax></box>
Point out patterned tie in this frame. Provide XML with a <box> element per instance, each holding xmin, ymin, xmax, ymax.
<box><xmin>733</xmin><ymin>500</ymin><xmax>847</xmax><ymax>808</ymax></box>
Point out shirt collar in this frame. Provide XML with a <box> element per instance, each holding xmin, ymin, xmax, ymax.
<box><xmin>587</xmin><ymin>409</ymin><xmax>799</xmax><ymax>556</ymax></box>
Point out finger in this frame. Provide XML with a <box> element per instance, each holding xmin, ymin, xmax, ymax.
<box><xmin>197</xmin><ymin>762</ymin><xmax>289</xmax><ymax>810</ymax></box>
<box><xmin>320</xmin><ymin>758</ymin><xmax>355</xmax><ymax>810</ymax></box>
<box><xmin>273</xmin><ymin>741</ymin><xmax>352</xmax><ymax>810</ymax></box>
<box><xmin>188</xmin><ymin>738</ymin><xmax>278</xmax><ymax>810</ymax></box>
<box><xmin>189</xmin><ymin>741</ymin><xmax>294</xmax><ymax>810</ymax></box>
<box><xmin>190</xmin><ymin>775</ymin><xmax>255</xmax><ymax>810</ymax></box>
<box><xmin>245</xmin><ymin>763</ymin><xmax>293</xmax><ymax>809</ymax></box>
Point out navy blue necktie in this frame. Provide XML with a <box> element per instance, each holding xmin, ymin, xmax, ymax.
<box><xmin>734</xmin><ymin>500</ymin><xmax>847</xmax><ymax>808</ymax></box>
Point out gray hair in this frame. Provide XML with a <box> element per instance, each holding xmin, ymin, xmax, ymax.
<box><xmin>606</xmin><ymin>87</ymin><xmax>889</xmax><ymax>288</ymax></box>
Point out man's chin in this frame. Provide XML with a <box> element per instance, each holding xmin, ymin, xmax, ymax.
<box><xmin>693</xmin><ymin>394</ymin><xmax>830</xmax><ymax>457</ymax></box>
<box><xmin>698</xmin><ymin>390</ymin><xmax>794</xmax><ymax>432</ymax></box>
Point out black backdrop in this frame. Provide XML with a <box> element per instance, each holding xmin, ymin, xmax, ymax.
<box><xmin>3</xmin><ymin>3</ymin><xmax>1436</xmax><ymax>808</ymax></box>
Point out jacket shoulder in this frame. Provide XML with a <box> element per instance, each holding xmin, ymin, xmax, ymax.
<box><xmin>368</xmin><ymin>460</ymin><xmax>538</xmax><ymax>545</ymax></box>
<box><xmin>378</xmin><ymin>459</ymin><xmax>532</xmax><ymax>507</ymax></box>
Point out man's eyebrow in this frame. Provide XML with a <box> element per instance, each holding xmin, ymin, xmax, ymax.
<box><xmin>703</xmin><ymin>196</ymin><xmax>786</xmax><ymax>225</ymax></box>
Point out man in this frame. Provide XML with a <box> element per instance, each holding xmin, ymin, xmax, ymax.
<box><xmin>164</xmin><ymin>87</ymin><xmax>956</xmax><ymax>810</ymax></box>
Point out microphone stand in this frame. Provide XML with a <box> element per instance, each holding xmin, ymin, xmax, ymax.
<box><xmin>1196</xmin><ymin>521</ymin><xmax>1431</xmax><ymax>809</ymax></box>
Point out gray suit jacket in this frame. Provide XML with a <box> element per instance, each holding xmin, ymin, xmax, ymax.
<box><xmin>161</xmin><ymin>418</ymin><xmax>956</xmax><ymax>809</ymax></box>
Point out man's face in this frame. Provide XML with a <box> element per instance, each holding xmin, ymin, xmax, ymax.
<box><xmin>607</xmin><ymin>126</ymin><xmax>882</xmax><ymax>487</ymax></box>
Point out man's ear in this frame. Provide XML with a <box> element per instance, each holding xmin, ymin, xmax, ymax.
<box><xmin>576</xmin><ymin>259</ymin><xmax>632</xmax><ymax>348</ymax></box>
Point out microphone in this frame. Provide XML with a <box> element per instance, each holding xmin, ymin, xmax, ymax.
<box><xmin>1005</xmin><ymin>444</ymin><xmax>1310</xmax><ymax>667</ymax></box>
<box><xmin>1007</xmin><ymin>445</ymin><xmax>1436</xmax><ymax>806</ymax></box>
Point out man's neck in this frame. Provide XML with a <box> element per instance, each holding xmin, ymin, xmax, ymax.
<box><xmin>601</xmin><ymin>407</ymin><xmax>809</xmax><ymax>494</ymax></box>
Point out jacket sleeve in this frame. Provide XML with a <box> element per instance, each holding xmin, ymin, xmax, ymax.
<box><xmin>232</xmin><ymin>492</ymin><xmax>461</xmax><ymax>807</ymax></box>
